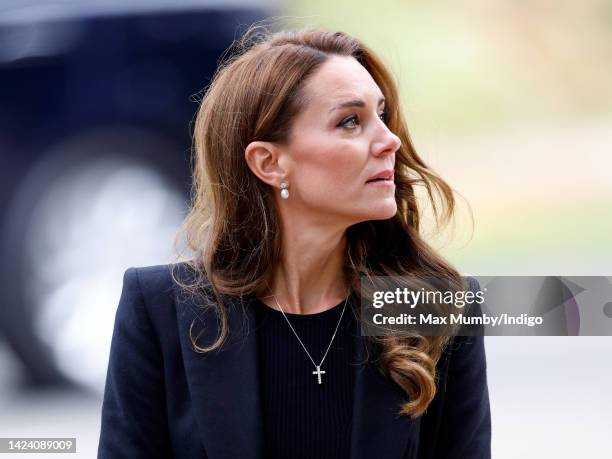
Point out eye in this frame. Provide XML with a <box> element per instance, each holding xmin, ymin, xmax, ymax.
<box><xmin>338</xmin><ymin>114</ymin><xmax>359</xmax><ymax>129</ymax></box>
<box><xmin>337</xmin><ymin>109</ymin><xmax>389</xmax><ymax>129</ymax></box>
<box><xmin>379</xmin><ymin>109</ymin><xmax>389</xmax><ymax>125</ymax></box>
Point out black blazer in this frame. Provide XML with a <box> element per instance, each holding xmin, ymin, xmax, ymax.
<box><xmin>98</xmin><ymin>263</ymin><xmax>491</xmax><ymax>459</ymax></box>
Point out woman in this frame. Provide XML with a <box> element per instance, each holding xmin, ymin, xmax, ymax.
<box><xmin>98</xmin><ymin>26</ymin><xmax>491</xmax><ymax>459</ymax></box>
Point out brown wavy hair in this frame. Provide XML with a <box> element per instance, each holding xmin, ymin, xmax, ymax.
<box><xmin>172</xmin><ymin>25</ymin><xmax>466</xmax><ymax>418</ymax></box>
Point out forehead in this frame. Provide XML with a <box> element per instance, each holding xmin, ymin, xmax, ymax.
<box><xmin>301</xmin><ymin>55</ymin><xmax>384</xmax><ymax>107</ymax></box>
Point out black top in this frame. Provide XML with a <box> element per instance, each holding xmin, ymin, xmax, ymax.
<box><xmin>253</xmin><ymin>295</ymin><xmax>357</xmax><ymax>459</ymax></box>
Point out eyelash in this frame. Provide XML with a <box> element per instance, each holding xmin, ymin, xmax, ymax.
<box><xmin>338</xmin><ymin>110</ymin><xmax>389</xmax><ymax>129</ymax></box>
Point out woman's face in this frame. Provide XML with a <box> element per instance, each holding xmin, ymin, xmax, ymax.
<box><xmin>280</xmin><ymin>55</ymin><xmax>401</xmax><ymax>225</ymax></box>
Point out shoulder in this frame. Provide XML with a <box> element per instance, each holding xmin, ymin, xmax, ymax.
<box><xmin>463</xmin><ymin>275</ymin><xmax>482</xmax><ymax>294</ymax></box>
<box><xmin>120</xmin><ymin>261</ymin><xmax>204</xmax><ymax>321</ymax></box>
<box><xmin>461</xmin><ymin>275</ymin><xmax>485</xmax><ymax>320</ymax></box>
<box><xmin>439</xmin><ymin>275</ymin><xmax>487</xmax><ymax>357</ymax></box>
<box><xmin>125</xmin><ymin>260</ymin><xmax>203</xmax><ymax>295</ymax></box>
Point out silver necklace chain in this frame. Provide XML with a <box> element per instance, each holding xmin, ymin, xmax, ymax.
<box><xmin>269</xmin><ymin>290</ymin><xmax>350</xmax><ymax>385</ymax></box>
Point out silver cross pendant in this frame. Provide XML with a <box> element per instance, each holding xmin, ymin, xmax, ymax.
<box><xmin>312</xmin><ymin>365</ymin><xmax>326</xmax><ymax>384</ymax></box>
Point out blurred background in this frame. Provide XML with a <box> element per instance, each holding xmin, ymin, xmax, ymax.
<box><xmin>0</xmin><ymin>0</ymin><xmax>610</xmax><ymax>457</ymax></box>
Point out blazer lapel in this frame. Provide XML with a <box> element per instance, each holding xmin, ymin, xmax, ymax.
<box><xmin>349</xmin><ymin>324</ymin><xmax>422</xmax><ymax>459</ymax></box>
<box><xmin>175</xmin><ymin>279</ymin><xmax>419</xmax><ymax>459</ymax></box>
<box><xmin>175</xmin><ymin>291</ymin><xmax>265</xmax><ymax>459</ymax></box>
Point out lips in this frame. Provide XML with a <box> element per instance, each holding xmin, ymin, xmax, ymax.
<box><xmin>366</xmin><ymin>168</ymin><xmax>394</xmax><ymax>183</ymax></box>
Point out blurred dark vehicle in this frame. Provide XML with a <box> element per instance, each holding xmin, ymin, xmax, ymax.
<box><xmin>0</xmin><ymin>3</ymin><xmax>271</xmax><ymax>391</ymax></box>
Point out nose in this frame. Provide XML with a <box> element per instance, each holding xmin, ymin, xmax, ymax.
<box><xmin>372</xmin><ymin>125</ymin><xmax>401</xmax><ymax>157</ymax></box>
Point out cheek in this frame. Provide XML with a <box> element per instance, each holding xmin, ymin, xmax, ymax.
<box><xmin>293</xmin><ymin>141</ymin><xmax>365</xmax><ymax>193</ymax></box>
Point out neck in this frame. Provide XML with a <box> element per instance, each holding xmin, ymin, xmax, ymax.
<box><xmin>259</xmin><ymin>210</ymin><xmax>350</xmax><ymax>315</ymax></box>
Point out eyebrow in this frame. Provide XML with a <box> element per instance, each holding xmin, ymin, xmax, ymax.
<box><xmin>328</xmin><ymin>96</ymin><xmax>386</xmax><ymax>113</ymax></box>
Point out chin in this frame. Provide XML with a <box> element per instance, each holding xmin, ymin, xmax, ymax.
<box><xmin>361</xmin><ymin>202</ymin><xmax>398</xmax><ymax>222</ymax></box>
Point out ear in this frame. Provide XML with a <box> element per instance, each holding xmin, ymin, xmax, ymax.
<box><xmin>244</xmin><ymin>141</ymin><xmax>288</xmax><ymax>187</ymax></box>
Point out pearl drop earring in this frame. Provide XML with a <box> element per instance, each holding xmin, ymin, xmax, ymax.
<box><xmin>280</xmin><ymin>181</ymin><xmax>289</xmax><ymax>199</ymax></box>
